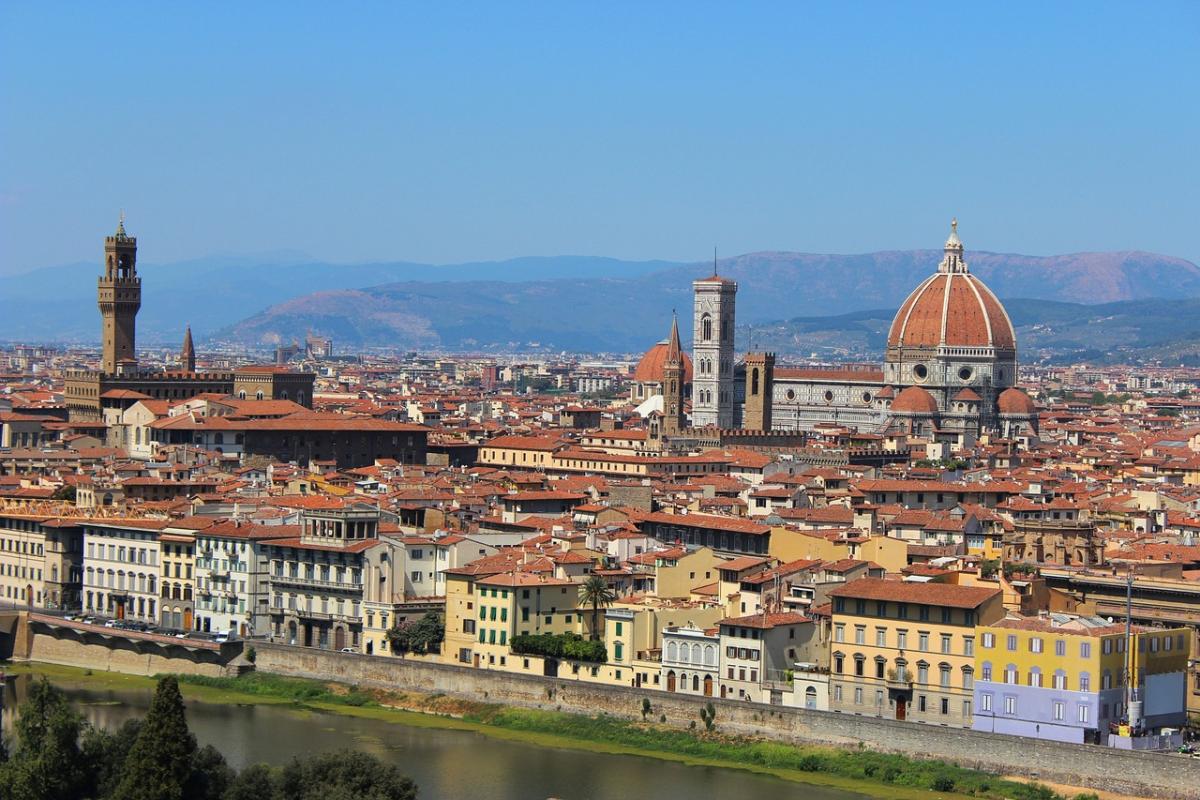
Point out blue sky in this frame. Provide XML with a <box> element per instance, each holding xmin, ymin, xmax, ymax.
<box><xmin>1</xmin><ymin>2</ymin><xmax>1197</xmax><ymax>275</ymax></box>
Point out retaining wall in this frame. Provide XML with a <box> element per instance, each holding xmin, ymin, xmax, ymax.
<box><xmin>254</xmin><ymin>641</ymin><xmax>1200</xmax><ymax>800</ymax></box>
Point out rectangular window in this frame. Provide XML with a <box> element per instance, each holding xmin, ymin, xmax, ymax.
<box><xmin>1030</xmin><ymin>637</ymin><xmax>1043</xmax><ymax>654</ymax></box>
<box><xmin>854</xmin><ymin>687</ymin><xmax>863</xmax><ymax>705</ymax></box>
<box><xmin>940</xmin><ymin>698</ymin><xmax>948</xmax><ymax>715</ymax></box>
<box><xmin>834</xmin><ymin>623</ymin><xmax>845</xmax><ymax>643</ymax></box>
<box><xmin>1079</xmin><ymin>673</ymin><xmax>1090</xmax><ymax>692</ymax></box>
<box><xmin>1054</xmin><ymin>639</ymin><xmax>1066</xmax><ymax>657</ymax></box>
<box><xmin>982</xmin><ymin>632</ymin><xmax>994</xmax><ymax>649</ymax></box>
<box><xmin>875</xmin><ymin>628</ymin><xmax>886</xmax><ymax>647</ymax></box>
<box><xmin>1004</xmin><ymin>695</ymin><xmax>1017</xmax><ymax>716</ymax></box>
<box><xmin>896</xmin><ymin>630</ymin><xmax>908</xmax><ymax>649</ymax></box>
<box><xmin>1077</xmin><ymin>704</ymin><xmax>1089</xmax><ymax>723</ymax></box>
<box><xmin>854</xmin><ymin>625</ymin><xmax>865</xmax><ymax>644</ymax></box>
<box><xmin>1006</xmin><ymin>634</ymin><xmax>1017</xmax><ymax>651</ymax></box>
<box><xmin>981</xmin><ymin>692</ymin><xmax>992</xmax><ymax>712</ymax></box>
<box><xmin>963</xmin><ymin>636</ymin><xmax>974</xmax><ymax>657</ymax></box>
<box><xmin>941</xmin><ymin>634</ymin><xmax>952</xmax><ymax>654</ymax></box>
<box><xmin>1053</xmin><ymin>701</ymin><xmax>1064</xmax><ymax>721</ymax></box>
<box><xmin>918</xmin><ymin>695</ymin><xmax>926</xmax><ymax>712</ymax></box>
<box><xmin>918</xmin><ymin>632</ymin><xmax>929</xmax><ymax>651</ymax></box>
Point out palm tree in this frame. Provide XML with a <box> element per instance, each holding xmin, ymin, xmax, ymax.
<box><xmin>578</xmin><ymin>574</ymin><xmax>617</xmax><ymax>641</ymax></box>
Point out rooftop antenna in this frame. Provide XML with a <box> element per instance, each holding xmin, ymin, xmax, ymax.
<box><xmin>713</xmin><ymin>246</ymin><xmax>718</xmax><ymax>277</ymax></box>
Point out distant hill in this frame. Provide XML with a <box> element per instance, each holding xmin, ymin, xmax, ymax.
<box><xmin>747</xmin><ymin>297</ymin><xmax>1200</xmax><ymax>366</ymax></box>
<box><xmin>4</xmin><ymin>248</ymin><xmax>1199</xmax><ymax>356</ymax></box>
<box><xmin>0</xmin><ymin>254</ymin><xmax>677</xmax><ymax>344</ymax></box>
<box><xmin>212</xmin><ymin>250</ymin><xmax>1200</xmax><ymax>353</ymax></box>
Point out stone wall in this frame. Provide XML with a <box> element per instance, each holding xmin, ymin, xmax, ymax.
<box><xmin>254</xmin><ymin>642</ymin><xmax>1199</xmax><ymax>800</ymax></box>
<box><xmin>21</xmin><ymin>627</ymin><xmax>233</xmax><ymax>678</ymax></box>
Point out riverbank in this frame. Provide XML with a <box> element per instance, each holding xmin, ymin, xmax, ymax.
<box><xmin>4</xmin><ymin>662</ymin><xmax>1106</xmax><ymax>800</ymax></box>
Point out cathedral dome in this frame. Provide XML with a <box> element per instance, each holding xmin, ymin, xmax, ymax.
<box><xmin>633</xmin><ymin>342</ymin><xmax>694</xmax><ymax>383</ymax></box>
<box><xmin>891</xmin><ymin>386</ymin><xmax>939</xmax><ymax>415</ymax></box>
<box><xmin>887</xmin><ymin>221</ymin><xmax>1016</xmax><ymax>352</ymax></box>
<box><xmin>998</xmin><ymin>387</ymin><xmax>1037</xmax><ymax>416</ymax></box>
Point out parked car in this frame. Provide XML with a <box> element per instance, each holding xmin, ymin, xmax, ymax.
<box><xmin>339</xmin><ymin>647</ymin><xmax>355</xmax><ymax>653</ymax></box>
<box><xmin>103</xmin><ymin>619</ymin><xmax>119</xmax><ymax>628</ymax></box>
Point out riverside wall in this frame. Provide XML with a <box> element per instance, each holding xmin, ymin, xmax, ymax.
<box><xmin>253</xmin><ymin>641</ymin><xmax>1200</xmax><ymax>800</ymax></box>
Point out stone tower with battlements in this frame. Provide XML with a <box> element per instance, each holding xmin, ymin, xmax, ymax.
<box><xmin>98</xmin><ymin>214</ymin><xmax>141</xmax><ymax>374</ymax></box>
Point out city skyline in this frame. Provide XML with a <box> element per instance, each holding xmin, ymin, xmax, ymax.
<box><xmin>2</xmin><ymin>2</ymin><xmax>1199</xmax><ymax>275</ymax></box>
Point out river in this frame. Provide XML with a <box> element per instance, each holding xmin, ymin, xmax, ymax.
<box><xmin>1</xmin><ymin>670</ymin><xmax>868</xmax><ymax>800</ymax></box>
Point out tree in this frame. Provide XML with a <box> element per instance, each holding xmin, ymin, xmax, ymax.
<box><xmin>224</xmin><ymin>764</ymin><xmax>277</xmax><ymax>800</ymax></box>
<box><xmin>182</xmin><ymin>744</ymin><xmax>233</xmax><ymax>800</ymax></box>
<box><xmin>111</xmin><ymin>676</ymin><xmax>197</xmax><ymax>800</ymax></box>
<box><xmin>276</xmin><ymin>749</ymin><xmax>417</xmax><ymax>800</ymax></box>
<box><xmin>578</xmin><ymin>575</ymin><xmax>617</xmax><ymax>641</ymax></box>
<box><xmin>81</xmin><ymin>718</ymin><xmax>143</xmax><ymax>800</ymax></box>
<box><xmin>386</xmin><ymin>611</ymin><xmax>445</xmax><ymax>655</ymax></box>
<box><xmin>0</xmin><ymin>678</ymin><xmax>89</xmax><ymax>800</ymax></box>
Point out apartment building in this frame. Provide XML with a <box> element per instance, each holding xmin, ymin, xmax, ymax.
<box><xmin>973</xmin><ymin>613</ymin><xmax>1190</xmax><ymax>743</ymax></box>
<box><xmin>82</xmin><ymin>520</ymin><xmax>165</xmax><ymax>623</ymax></box>
<box><xmin>828</xmin><ymin>578</ymin><xmax>1003</xmax><ymax>727</ymax></box>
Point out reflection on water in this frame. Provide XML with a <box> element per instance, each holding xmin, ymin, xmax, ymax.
<box><xmin>2</xmin><ymin>671</ymin><xmax>866</xmax><ymax>800</ymax></box>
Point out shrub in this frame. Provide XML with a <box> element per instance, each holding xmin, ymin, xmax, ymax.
<box><xmin>930</xmin><ymin>774</ymin><xmax>955</xmax><ymax>792</ymax></box>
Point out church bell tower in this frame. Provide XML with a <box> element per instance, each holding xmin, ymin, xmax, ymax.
<box><xmin>98</xmin><ymin>213</ymin><xmax>141</xmax><ymax>374</ymax></box>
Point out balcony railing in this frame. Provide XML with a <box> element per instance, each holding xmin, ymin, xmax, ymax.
<box><xmin>269</xmin><ymin>574</ymin><xmax>363</xmax><ymax>592</ymax></box>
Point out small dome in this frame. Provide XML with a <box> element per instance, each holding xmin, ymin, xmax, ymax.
<box><xmin>891</xmin><ymin>386</ymin><xmax>939</xmax><ymax>415</ymax></box>
<box><xmin>952</xmin><ymin>387</ymin><xmax>982</xmax><ymax>402</ymax></box>
<box><xmin>633</xmin><ymin>342</ymin><xmax>693</xmax><ymax>384</ymax></box>
<box><xmin>998</xmin><ymin>387</ymin><xmax>1037</xmax><ymax>416</ymax></box>
<box><xmin>876</xmin><ymin>385</ymin><xmax>896</xmax><ymax>399</ymax></box>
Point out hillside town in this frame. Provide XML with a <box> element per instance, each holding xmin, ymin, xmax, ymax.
<box><xmin>3</xmin><ymin>219</ymin><xmax>1200</xmax><ymax>756</ymax></box>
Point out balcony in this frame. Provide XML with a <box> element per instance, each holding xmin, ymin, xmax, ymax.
<box><xmin>269</xmin><ymin>573</ymin><xmax>363</xmax><ymax>592</ymax></box>
<box><xmin>885</xmin><ymin>669</ymin><xmax>913</xmax><ymax>691</ymax></box>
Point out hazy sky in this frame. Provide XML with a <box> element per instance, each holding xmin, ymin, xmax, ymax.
<box><xmin>1</xmin><ymin>2</ymin><xmax>1197</xmax><ymax>275</ymax></box>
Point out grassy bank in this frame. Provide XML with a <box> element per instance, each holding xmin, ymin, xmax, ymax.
<box><xmin>6</xmin><ymin>663</ymin><xmax>1101</xmax><ymax>800</ymax></box>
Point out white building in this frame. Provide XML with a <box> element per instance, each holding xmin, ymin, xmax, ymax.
<box><xmin>661</xmin><ymin>624</ymin><xmax>720</xmax><ymax>697</ymax></box>
<box><xmin>82</xmin><ymin>520</ymin><xmax>162</xmax><ymax>623</ymax></box>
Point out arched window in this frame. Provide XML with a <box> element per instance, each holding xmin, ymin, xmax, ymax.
<box><xmin>214</xmin><ymin>433</ymin><xmax>224</xmax><ymax>445</ymax></box>
<box><xmin>692</xmin><ymin>674</ymin><xmax>700</xmax><ymax>692</ymax></box>
<box><xmin>1005</xmin><ymin>664</ymin><xmax>1019</xmax><ymax>684</ymax></box>
<box><xmin>255</xmin><ymin>391</ymin><xmax>264</xmax><ymax>400</ymax></box>
<box><xmin>679</xmin><ymin>644</ymin><xmax>690</xmax><ymax>663</ymax></box>
<box><xmin>1053</xmin><ymin>669</ymin><xmax>1067</xmax><ymax>690</ymax></box>
<box><xmin>704</xmin><ymin>645</ymin><xmax>716</xmax><ymax>666</ymax></box>
<box><xmin>692</xmin><ymin>643</ymin><xmax>702</xmax><ymax>663</ymax></box>
<box><xmin>701</xmin><ymin>314</ymin><xmax>712</xmax><ymax>341</ymax></box>
<box><xmin>667</xmin><ymin>641</ymin><xmax>677</xmax><ymax>661</ymax></box>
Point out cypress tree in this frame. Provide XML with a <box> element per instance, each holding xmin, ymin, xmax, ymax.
<box><xmin>0</xmin><ymin>679</ymin><xmax>88</xmax><ymax>800</ymax></box>
<box><xmin>112</xmin><ymin>676</ymin><xmax>197</xmax><ymax>800</ymax></box>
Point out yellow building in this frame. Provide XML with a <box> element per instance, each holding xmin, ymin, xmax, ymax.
<box><xmin>653</xmin><ymin>547</ymin><xmax>724</xmax><ymax>598</ymax></box>
<box><xmin>973</xmin><ymin>613</ymin><xmax>1190</xmax><ymax>743</ymax></box>
<box><xmin>158</xmin><ymin>531</ymin><xmax>196</xmax><ymax>630</ymax></box>
<box><xmin>604</xmin><ymin>598</ymin><xmax>725</xmax><ymax>689</ymax></box>
<box><xmin>828</xmin><ymin>578</ymin><xmax>1003</xmax><ymax>727</ymax></box>
<box><xmin>769</xmin><ymin>527</ymin><xmax>907</xmax><ymax>573</ymax></box>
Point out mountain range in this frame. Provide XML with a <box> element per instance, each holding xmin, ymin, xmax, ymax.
<box><xmin>3</xmin><ymin>249</ymin><xmax>1199</xmax><ymax>362</ymax></box>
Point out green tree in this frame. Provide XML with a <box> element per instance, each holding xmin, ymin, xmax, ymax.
<box><xmin>225</xmin><ymin>764</ymin><xmax>277</xmax><ymax>800</ymax></box>
<box><xmin>386</xmin><ymin>611</ymin><xmax>445</xmax><ymax>655</ymax></box>
<box><xmin>112</xmin><ymin>676</ymin><xmax>197</xmax><ymax>800</ymax></box>
<box><xmin>182</xmin><ymin>744</ymin><xmax>233</xmax><ymax>800</ymax></box>
<box><xmin>0</xmin><ymin>678</ymin><xmax>89</xmax><ymax>800</ymax></box>
<box><xmin>276</xmin><ymin>749</ymin><xmax>417</xmax><ymax>800</ymax></box>
<box><xmin>81</xmin><ymin>718</ymin><xmax>143</xmax><ymax>800</ymax></box>
<box><xmin>578</xmin><ymin>575</ymin><xmax>617</xmax><ymax>641</ymax></box>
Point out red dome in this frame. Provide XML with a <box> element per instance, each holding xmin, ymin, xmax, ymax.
<box><xmin>633</xmin><ymin>342</ymin><xmax>693</xmax><ymax>384</ymax></box>
<box><xmin>891</xmin><ymin>386</ymin><xmax>939</xmax><ymax>414</ymax></box>
<box><xmin>888</xmin><ymin>272</ymin><xmax>1015</xmax><ymax>351</ymax></box>
<box><xmin>998</xmin><ymin>387</ymin><xmax>1036</xmax><ymax>416</ymax></box>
